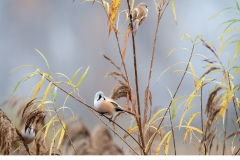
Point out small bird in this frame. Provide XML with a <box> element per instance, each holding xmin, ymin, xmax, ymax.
<box><xmin>130</xmin><ymin>3</ymin><xmax>148</xmax><ymax>35</ymax></box>
<box><xmin>94</xmin><ymin>91</ymin><xmax>125</xmax><ymax>121</ymax></box>
<box><xmin>21</xmin><ymin>127</ymin><xmax>35</xmax><ymax>144</ymax></box>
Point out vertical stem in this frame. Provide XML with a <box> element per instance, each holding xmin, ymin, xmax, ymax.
<box><xmin>126</xmin><ymin>0</ymin><xmax>146</xmax><ymax>154</ymax></box>
<box><xmin>168</xmin><ymin>108</ymin><xmax>177</xmax><ymax>155</ymax></box>
<box><xmin>223</xmin><ymin>108</ymin><xmax>228</xmax><ymax>155</ymax></box>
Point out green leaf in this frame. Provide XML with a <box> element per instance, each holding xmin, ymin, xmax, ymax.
<box><xmin>70</xmin><ymin>67</ymin><xmax>83</xmax><ymax>84</ymax></box>
<box><xmin>53</xmin><ymin>86</ymin><xmax>57</xmax><ymax>103</ymax></box>
<box><xmin>76</xmin><ymin>66</ymin><xmax>90</xmax><ymax>88</ymax></box>
<box><xmin>13</xmin><ymin>72</ymin><xmax>36</xmax><ymax>94</ymax></box>
<box><xmin>35</xmin><ymin>48</ymin><xmax>50</xmax><ymax>74</ymax></box>
<box><xmin>8</xmin><ymin>64</ymin><xmax>37</xmax><ymax>76</ymax></box>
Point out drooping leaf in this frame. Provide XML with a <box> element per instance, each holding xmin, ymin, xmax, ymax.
<box><xmin>156</xmin><ymin>131</ymin><xmax>172</xmax><ymax>155</ymax></box>
<box><xmin>49</xmin><ymin>128</ymin><xmax>61</xmax><ymax>155</ymax></box>
<box><xmin>57</xmin><ymin>122</ymin><xmax>66</xmax><ymax>149</ymax></box>
<box><xmin>189</xmin><ymin>62</ymin><xmax>197</xmax><ymax>87</ymax></box>
<box><xmin>32</xmin><ymin>73</ymin><xmax>45</xmax><ymax>100</ymax></box>
<box><xmin>8</xmin><ymin>64</ymin><xmax>37</xmax><ymax>76</ymax></box>
<box><xmin>13</xmin><ymin>72</ymin><xmax>36</xmax><ymax>94</ymax></box>
<box><xmin>40</xmin><ymin>82</ymin><xmax>52</xmax><ymax>110</ymax></box>
<box><xmin>44</xmin><ymin>115</ymin><xmax>57</xmax><ymax>141</ymax></box>
<box><xmin>35</xmin><ymin>48</ymin><xmax>50</xmax><ymax>74</ymax></box>
<box><xmin>164</xmin><ymin>132</ymin><xmax>172</xmax><ymax>155</ymax></box>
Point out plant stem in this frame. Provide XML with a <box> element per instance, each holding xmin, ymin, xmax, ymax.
<box><xmin>146</xmin><ymin>44</ymin><xmax>195</xmax><ymax>153</ymax></box>
<box><xmin>126</xmin><ymin>0</ymin><xmax>146</xmax><ymax>155</ymax></box>
<box><xmin>53</xmin><ymin>104</ymin><xmax>78</xmax><ymax>155</ymax></box>
<box><xmin>223</xmin><ymin>108</ymin><xmax>228</xmax><ymax>155</ymax></box>
<box><xmin>39</xmin><ymin>73</ymin><xmax>143</xmax><ymax>151</ymax></box>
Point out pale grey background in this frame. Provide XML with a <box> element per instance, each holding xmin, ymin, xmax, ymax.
<box><xmin>0</xmin><ymin>0</ymin><xmax>239</xmax><ymax>155</ymax></box>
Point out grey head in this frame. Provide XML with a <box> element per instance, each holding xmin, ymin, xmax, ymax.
<box><xmin>94</xmin><ymin>91</ymin><xmax>105</xmax><ymax>101</ymax></box>
<box><xmin>138</xmin><ymin>3</ymin><xmax>148</xmax><ymax>9</ymax></box>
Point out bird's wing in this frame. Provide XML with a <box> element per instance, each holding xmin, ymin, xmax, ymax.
<box><xmin>105</xmin><ymin>97</ymin><xmax>124</xmax><ymax>112</ymax></box>
<box><xmin>130</xmin><ymin>8</ymin><xmax>138</xmax><ymax>20</ymax></box>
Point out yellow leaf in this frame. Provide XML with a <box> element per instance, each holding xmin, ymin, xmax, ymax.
<box><xmin>164</xmin><ymin>132</ymin><xmax>172</xmax><ymax>155</ymax></box>
<box><xmin>108</xmin><ymin>0</ymin><xmax>122</xmax><ymax>36</ymax></box>
<box><xmin>156</xmin><ymin>131</ymin><xmax>172</xmax><ymax>155</ymax></box>
<box><xmin>180</xmin><ymin>125</ymin><xmax>203</xmax><ymax>134</ymax></box>
<box><xmin>44</xmin><ymin>115</ymin><xmax>57</xmax><ymax>141</ymax></box>
<box><xmin>188</xmin><ymin>112</ymin><xmax>200</xmax><ymax>126</ymax></box>
<box><xmin>49</xmin><ymin>128</ymin><xmax>61</xmax><ymax>155</ymax></box>
<box><xmin>127</xmin><ymin>126</ymin><xmax>138</xmax><ymax>134</ymax></box>
<box><xmin>187</xmin><ymin>77</ymin><xmax>205</xmax><ymax>107</ymax></box>
<box><xmin>146</xmin><ymin>108</ymin><xmax>167</xmax><ymax>134</ymax></box>
<box><xmin>40</xmin><ymin>82</ymin><xmax>52</xmax><ymax>110</ymax></box>
<box><xmin>131</xmin><ymin>0</ymin><xmax>134</xmax><ymax>11</ymax></box>
<box><xmin>32</xmin><ymin>73</ymin><xmax>45</xmax><ymax>100</ymax></box>
<box><xmin>234</xmin><ymin>41</ymin><xmax>240</xmax><ymax>61</ymax></box>
<box><xmin>170</xmin><ymin>0</ymin><xmax>177</xmax><ymax>24</ymax></box>
<box><xmin>179</xmin><ymin>106</ymin><xmax>192</xmax><ymax>130</ymax></box>
<box><xmin>57</xmin><ymin>122</ymin><xmax>66</xmax><ymax>149</ymax></box>
<box><xmin>189</xmin><ymin>62</ymin><xmax>197</xmax><ymax>87</ymax></box>
<box><xmin>183</xmin><ymin>112</ymin><xmax>200</xmax><ymax>142</ymax></box>
<box><xmin>215</xmin><ymin>89</ymin><xmax>233</xmax><ymax>122</ymax></box>
<box><xmin>183</xmin><ymin>128</ymin><xmax>190</xmax><ymax>142</ymax></box>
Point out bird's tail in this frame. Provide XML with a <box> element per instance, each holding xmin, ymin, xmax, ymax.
<box><xmin>133</xmin><ymin>19</ymin><xmax>140</xmax><ymax>35</ymax></box>
<box><xmin>115</xmin><ymin>105</ymin><xmax>139</xmax><ymax>117</ymax></box>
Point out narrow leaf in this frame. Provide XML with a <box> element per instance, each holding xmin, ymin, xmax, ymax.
<box><xmin>13</xmin><ymin>72</ymin><xmax>36</xmax><ymax>94</ymax></box>
<box><xmin>156</xmin><ymin>131</ymin><xmax>172</xmax><ymax>155</ymax></box>
<box><xmin>108</xmin><ymin>0</ymin><xmax>122</xmax><ymax>36</ymax></box>
<box><xmin>40</xmin><ymin>82</ymin><xmax>52</xmax><ymax>110</ymax></box>
<box><xmin>57</xmin><ymin>122</ymin><xmax>66</xmax><ymax>149</ymax></box>
<box><xmin>164</xmin><ymin>132</ymin><xmax>172</xmax><ymax>155</ymax></box>
<box><xmin>44</xmin><ymin>115</ymin><xmax>57</xmax><ymax>141</ymax></box>
<box><xmin>76</xmin><ymin>66</ymin><xmax>90</xmax><ymax>88</ymax></box>
<box><xmin>70</xmin><ymin>67</ymin><xmax>82</xmax><ymax>84</ymax></box>
<box><xmin>170</xmin><ymin>0</ymin><xmax>177</xmax><ymax>24</ymax></box>
<box><xmin>35</xmin><ymin>48</ymin><xmax>50</xmax><ymax>74</ymax></box>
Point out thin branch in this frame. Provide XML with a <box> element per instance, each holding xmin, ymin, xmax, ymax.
<box><xmin>146</xmin><ymin>44</ymin><xmax>195</xmax><ymax>153</ymax></box>
<box><xmin>53</xmin><ymin>104</ymin><xmax>78</xmax><ymax>155</ymax></box>
<box><xmin>126</xmin><ymin>0</ymin><xmax>146</xmax><ymax>154</ymax></box>
<box><xmin>38</xmin><ymin>73</ymin><xmax>143</xmax><ymax>151</ymax></box>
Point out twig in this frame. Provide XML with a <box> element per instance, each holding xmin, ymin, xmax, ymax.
<box><xmin>53</xmin><ymin>104</ymin><xmax>78</xmax><ymax>155</ymax></box>
<box><xmin>89</xmin><ymin>108</ymin><xmax>139</xmax><ymax>155</ymax></box>
<box><xmin>38</xmin><ymin>73</ymin><xmax>143</xmax><ymax>151</ymax></box>
<box><xmin>146</xmin><ymin>44</ymin><xmax>195</xmax><ymax>153</ymax></box>
<box><xmin>126</xmin><ymin>0</ymin><xmax>146</xmax><ymax>155</ymax></box>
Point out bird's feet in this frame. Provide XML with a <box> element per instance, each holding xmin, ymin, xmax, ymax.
<box><xmin>99</xmin><ymin>113</ymin><xmax>104</xmax><ymax>116</ymax></box>
<box><xmin>108</xmin><ymin>115</ymin><xmax>113</xmax><ymax>123</ymax></box>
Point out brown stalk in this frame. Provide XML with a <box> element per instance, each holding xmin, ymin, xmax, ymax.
<box><xmin>146</xmin><ymin>44</ymin><xmax>195</xmax><ymax>153</ymax></box>
<box><xmin>38</xmin><ymin>73</ymin><xmax>143</xmax><ymax>152</ymax></box>
<box><xmin>201</xmin><ymin>39</ymin><xmax>240</xmax><ymax>128</ymax></box>
<box><xmin>126</xmin><ymin>0</ymin><xmax>146</xmax><ymax>155</ymax></box>
<box><xmin>144</xmin><ymin>0</ymin><xmax>178</xmax><ymax>155</ymax></box>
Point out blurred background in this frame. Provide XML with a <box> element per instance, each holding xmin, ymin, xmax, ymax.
<box><xmin>0</xmin><ymin>0</ymin><xmax>240</xmax><ymax>155</ymax></box>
